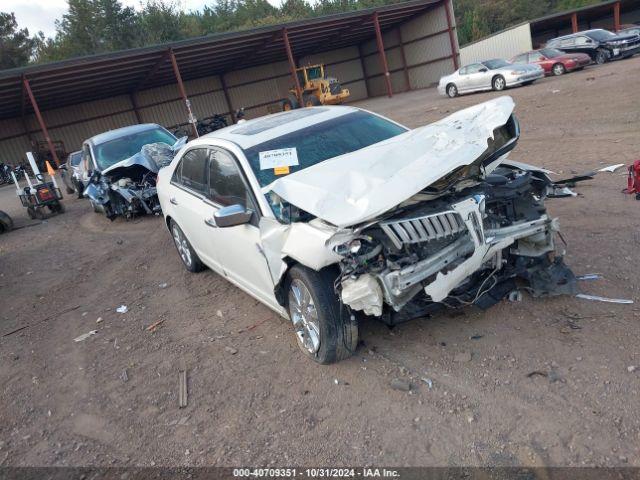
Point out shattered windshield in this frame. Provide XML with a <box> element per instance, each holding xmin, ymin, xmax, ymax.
<box><xmin>243</xmin><ymin>110</ymin><xmax>407</xmax><ymax>188</ymax></box>
<box><xmin>94</xmin><ymin>128</ymin><xmax>176</xmax><ymax>171</ymax></box>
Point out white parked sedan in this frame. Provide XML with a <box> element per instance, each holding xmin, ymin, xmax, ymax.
<box><xmin>437</xmin><ymin>59</ymin><xmax>544</xmax><ymax>98</ymax></box>
<box><xmin>158</xmin><ymin>99</ymin><xmax>576</xmax><ymax>364</ymax></box>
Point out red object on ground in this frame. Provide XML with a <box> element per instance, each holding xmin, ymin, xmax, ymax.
<box><xmin>625</xmin><ymin>160</ymin><xmax>640</xmax><ymax>195</ymax></box>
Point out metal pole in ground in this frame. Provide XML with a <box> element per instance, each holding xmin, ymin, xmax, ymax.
<box><xmin>22</xmin><ymin>76</ymin><xmax>61</xmax><ymax>167</ymax></box>
<box><xmin>169</xmin><ymin>49</ymin><xmax>198</xmax><ymax>138</ymax></box>
<box><xmin>372</xmin><ymin>12</ymin><xmax>393</xmax><ymax>98</ymax></box>
<box><xmin>282</xmin><ymin>28</ymin><xmax>303</xmax><ymax>106</ymax></box>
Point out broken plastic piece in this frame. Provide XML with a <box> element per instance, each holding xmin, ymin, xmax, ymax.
<box><xmin>341</xmin><ymin>274</ymin><xmax>384</xmax><ymax>317</ymax></box>
<box><xmin>598</xmin><ymin>163</ymin><xmax>625</xmax><ymax>173</ymax></box>
<box><xmin>116</xmin><ymin>305</ymin><xmax>128</xmax><ymax>314</ymax></box>
<box><xmin>577</xmin><ymin>273</ymin><xmax>602</xmax><ymax>281</ymax></box>
<box><xmin>74</xmin><ymin>330</ymin><xmax>97</xmax><ymax>342</ymax></box>
<box><xmin>576</xmin><ymin>294</ymin><xmax>633</xmax><ymax>304</ymax></box>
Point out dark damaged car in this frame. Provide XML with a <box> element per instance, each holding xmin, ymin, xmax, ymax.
<box><xmin>158</xmin><ymin>98</ymin><xmax>578</xmax><ymax>364</ymax></box>
<box><xmin>82</xmin><ymin>124</ymin><xmax>184</xmax><ymax>220</ymax></box>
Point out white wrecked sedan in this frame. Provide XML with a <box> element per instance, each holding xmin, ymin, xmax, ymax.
<box><xmin>158</xmin><ymin>97</ymin><xmax>576</xmax><ymax>364</ymax></box>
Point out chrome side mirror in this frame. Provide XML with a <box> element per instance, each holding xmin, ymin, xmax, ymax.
<box><xmin>214</xmin><ymin>204</ymin><xmax>253</xmax><ymax>228</ymax></box>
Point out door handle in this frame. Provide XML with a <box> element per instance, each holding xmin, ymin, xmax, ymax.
<box><xmin>204</xmin><ymin>218</ymin><xmax>217</xmax><ymax>228</ymax></box>
<box><xmin>169</xmin><ymin>197</ymin><xmax>178</xmax><ymax>205</ymax></box>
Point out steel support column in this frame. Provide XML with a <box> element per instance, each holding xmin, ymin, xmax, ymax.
<box><xmin>614</xmin><ymin>1</ymin><xmax>621</xmax><ymax>31</ymax></box>
<box><xmin>358</xmin><ymin>43</ymin><xmax>371</xmax><ymax>98</ymax></box>
<box><xmin>398</xmin><ymin>28</ymin><xmax>411</xmax><ymax>91</ymax></box>
<box><xmin>130</xmin><ymin>93</ymin><xmax>142</xmax><ymax>123</ymax></box>
<box><xmin>220</xmin><ymin>74</ymin><xmax>236</xmax><ymax>123</ymax></box>
<box><xmin>169</xmin><ymin>49</ymin><xmax>198</xmax><ymax>138</ymax></box>
<box><xmin>22</xmin><ymin>76</ymin><xmax>60</xmax><ymax>167</ymax></box>
<box><xmin>444</xmin><ymin>0</ymin><xmax>459</xmax><ymax>70</ymax></box>
<box><xmin>372</xmin><ymin>12</ymin><xmax>393</xmax><ymax>98</ymax></box>
<box><xmin>282</xmin><ymin>28</ymin><xmax>302</xmax><ymax>105</ymax></box>
<box><xmin>571</xmin><ymin>13</ymin><xmax>579</xmax><ymax>33</ymax></box>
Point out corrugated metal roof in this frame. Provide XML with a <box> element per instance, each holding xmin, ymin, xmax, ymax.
<box><xmin>530</xmin><ymin>0</ymin><xmax>640</xmax><ymax>31</ymax></box>
<box><xmin>0</xmin><ymin>0</ymin><xmax>441</xmax><ymax>120</ymax></box>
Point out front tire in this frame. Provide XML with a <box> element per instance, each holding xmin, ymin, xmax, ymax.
<box><xmin>303</xmin><ymin>94</ymin><xmax>321</xmax><ymax>107</ymax></box>
<box><xmin>595</xmin><ymin>49</ymin><xmax>608</xmax><ymax>65</ymax></box>
<box><xmin>285</xmin><ymin>265</ymin><xmax>358</xmax><ymax>364</ymax></box>
<box><xmin>446</xmin><ymin>83</ymin><xmax>458</xmax><ymax>98</ymax></box>
<box><xmin>282</xmin><ymin>95</ymin><xmax>300</xmax><ymax>111</ymax></box>
<box><xmin>492</xmin><ymin>75</ymin><xmax>506</xmax><ymax>91</ymax></box>
<box><xmin>552</xmin><ymin>63</ymin><xmax>566</xmax><ymax>76</ymax></box>
<box><xmin>170</xmin><ymin>220</ymin><xmax>205</xmax><ymax>273</ymax></box>
<box><xmin>0</xmin><ymin>211</ymin><xmax>13</xmax><ymax>233</ymax></box>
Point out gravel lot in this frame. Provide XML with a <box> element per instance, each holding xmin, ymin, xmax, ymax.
<box><xmin>1</xmin><ymin>56</ymin><xmax>639</xmax><ymax>468</ymax></box>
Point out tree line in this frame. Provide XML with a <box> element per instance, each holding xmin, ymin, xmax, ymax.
<box><xmin>1</xmin><ymin>0</ymin><xmax>606</xmax><ymax>70</ymax></box>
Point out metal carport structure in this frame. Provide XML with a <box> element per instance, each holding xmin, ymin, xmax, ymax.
<box><xmin>0</xmin><ymin>0</ymin><xmax>459</xmax><ymax>166</ymax></box>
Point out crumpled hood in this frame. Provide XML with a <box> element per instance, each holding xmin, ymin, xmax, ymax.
<box><xmin>102</xmin><ymin>139</ymin><xmax>186</xmax><ymax>177</ymax></box>
<box><xmin>266</xmin><ymin>96</ymin><xmax>515</xmax><ymax>228</ymax></box>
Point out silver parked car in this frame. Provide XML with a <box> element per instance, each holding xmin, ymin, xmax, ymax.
<box><xmin>437</xmin><ymin>59</ymin><xmax>544</xmax><ymax>98</ymax></box>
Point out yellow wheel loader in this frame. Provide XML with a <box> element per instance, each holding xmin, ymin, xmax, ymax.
<box><xmin>282</xmin><ymin>64</ymin><xmax>350</xmax><ymax>111</ymax></box>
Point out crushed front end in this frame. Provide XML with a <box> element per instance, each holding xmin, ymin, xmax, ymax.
<box><xmin>335</xmin><ymin>163</ymin><xmax>577</xmax><ymax>324</ymax></box>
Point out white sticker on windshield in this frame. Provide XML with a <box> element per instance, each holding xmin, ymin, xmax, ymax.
<box><xmin>259</xmin><ymin>148</ymin><xmax>299</xmax><ymax>170</ymax></box>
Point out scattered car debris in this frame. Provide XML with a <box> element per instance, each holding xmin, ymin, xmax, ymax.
<box><xmin>576</xmin><ymin>293</ymin><xmax>633</xmax><ymax>304</ymax></box>
<box><xmin>146</xmin><ymin>320</ymin><xmax>165</xmax><ymax>333</ymax></box>
<box><xmin>178</xmin><ymin>370</ymin><xmax>188</xmax><ymax>408</ymax></box>
<box><xmin>224</xmin><ymin>346</ymin><xmax>238</xmax><ymax>355</ymax></box>
<box><xmin>96</xmin><ymin>317</ymin><xmax>103</xmax><ymax>324</ymax></box>
<box><xmin>116</xmin><ymin>305</ymin><xmax>128</xmax><ymax>314</ymax></box>
<box><xmin>120</xmin><ymin>369</ymin><xmax>129</xmax><ymax>382</ymax></box>
<box><xmin>527</xmin><ymin>370</ymin><xmax>548</xmax><ymax>378</ymax></box>
<box><xmin>158</xmin><ymin>283</ymin><xmax>169</xmax><ymax>289</ymax></box>
<box><xmin>74</xmin><ymin>330</ymin><xmax>97</xmax><ymax>342</ymax></box>
<box><xmin>627</xmin><ymin>366</ymin><xmax>637</xmax><ymax>373</ymax></box>
<box><xmin>390</xmin><ymin>378</ymin><xmax>412</xmax><ymax>391</ymax></box>
<box><xmin>469</xmin><ymin>334</ymin><xmax>484</xmax><ymax>340</ymax></box>
<box><xmin>598</xmin><ymin>164</ymin><xmax>625</xmax><ymax>173</ymax></box>
<box><xmin>576</xmin><ymin>273</ymin><xmax>602</xmax><ymax>281</ymax></box>
<box><xmin>421</xmin><ymin>377</ymin><xmax>433</xmax><ymax>389</ymax></box>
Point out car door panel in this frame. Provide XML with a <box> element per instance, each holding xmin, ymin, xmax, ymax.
<box><xmin>204</xmin><ymin>148</ymin><xmax>278</xmax><ymax>308</ymax></box>
<box><xmin>169</xmin><ymin>148</ymin><xmax>223</xmax><ymax>272</ymax></box>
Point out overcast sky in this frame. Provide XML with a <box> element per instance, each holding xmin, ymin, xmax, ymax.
<box><xmin>5</xmin><ymin>0</ymin><xmax>283</xmax><ymax>38</ymax></box>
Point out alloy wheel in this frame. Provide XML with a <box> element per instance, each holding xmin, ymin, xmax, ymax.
<box><xmin>172</xmin><ymin>226</ymin><xmax>192</xmax><ymax>268</ymax></box>
<box><xmin>494</xmin><ymin>77</ymin><xmax>505</xmax><ymax>90</ymax></box>
<box><xmin>288</xmin><ymin>279</ymin><xmax>320</xmax><ymax>354</ymax></box>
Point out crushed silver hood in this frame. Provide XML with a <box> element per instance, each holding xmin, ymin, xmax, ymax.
<box><xmin>265</xmin><ymin>96</ymin><xmax>516</xmax><ymax>228</ymax></box>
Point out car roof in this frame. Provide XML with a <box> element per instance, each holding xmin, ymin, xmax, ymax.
<box><xmin>85</xmin><ymin>123</ymin><xmax>168</xmax><ymax>147</ymax></box>
<box><xmin>189</xmin><ymin>106</ymin><xmax>361</xmax><ymax>150</ymax></box>
<box><xmin>551</xmin><ymin>28</ymin><xmax>608</xmax><ymax>41</ymax></box>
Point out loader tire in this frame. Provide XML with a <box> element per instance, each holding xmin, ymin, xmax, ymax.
<box><xmin>282</xmin><ymin>95</ymin><xmax>300</xmax><ymax>111</ymax></box>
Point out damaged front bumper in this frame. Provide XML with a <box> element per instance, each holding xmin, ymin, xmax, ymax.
<box><xmin>340</xmin><ymin>195</ymin><xmax>563</xmax><ymax>318</ymax></box>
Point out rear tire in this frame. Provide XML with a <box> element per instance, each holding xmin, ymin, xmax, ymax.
<box><xmin>446</xmin><ymin>83</ymin><xmax>458</xmax><ymax>98</ymax></box>
<box><xmin>282</xmin><ymin>95</ymin><xmax>300</xmax><ymax>111</ymax></box>
<box><xmin>492</xmin><ymin>75</ymin><xmax>506</xmax><ymax>91</ymax></box>
<box><xmin>170</xmin><ymin>220</ymin><xmax>205</xmax><ymax>273</ymax></box>
<box><xmin>552</xmin><ymin>63</ymin><xmax>566</xmax><ymax>76</ymax></box>
<box><xmin>285</xmin><ymin>265</ymin><xmax>358</xmax><ymax>364</ymax></box>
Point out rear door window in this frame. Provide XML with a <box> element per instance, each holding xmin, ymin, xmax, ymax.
<box><xmin>512</xmin><ymin>54</ymin><xmax>528</xmax><ymax>64</ymax></box>
<box><xmin>173</xmin><ymin>148</ymin><xmax>208</xmax><ymax>195</ymax></box>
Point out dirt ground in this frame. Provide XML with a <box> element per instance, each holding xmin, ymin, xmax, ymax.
<box><xmin>1</xmin><ymin>57</ymin><xmax>640</xmax><ymax>468</ymax></box>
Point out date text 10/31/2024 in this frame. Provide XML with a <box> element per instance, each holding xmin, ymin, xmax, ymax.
<box><xmin>232</xmin><ymin>468</ymin><xmax>400</xmax><ymax>478</ymax></box>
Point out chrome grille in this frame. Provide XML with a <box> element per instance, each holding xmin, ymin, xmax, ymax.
<box><xmin>380</xmin><ymin>210</ymin><xmax>467</xmax><ymax>249</ymax></box>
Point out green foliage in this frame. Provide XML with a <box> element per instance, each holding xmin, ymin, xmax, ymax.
<box><xmin>454</xmin><ymin>0</ymin><xmax>606</xmax><ymax>46</ymax></box>
<box><xmin>0</xmin><ymin>0</ymin><xmax>611</xmax><ymax>67</ymax></box>
<box><xmin>0</xmin><ymin>12</ymin><xmax>36</xmax><ymax>69</ymax></box>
